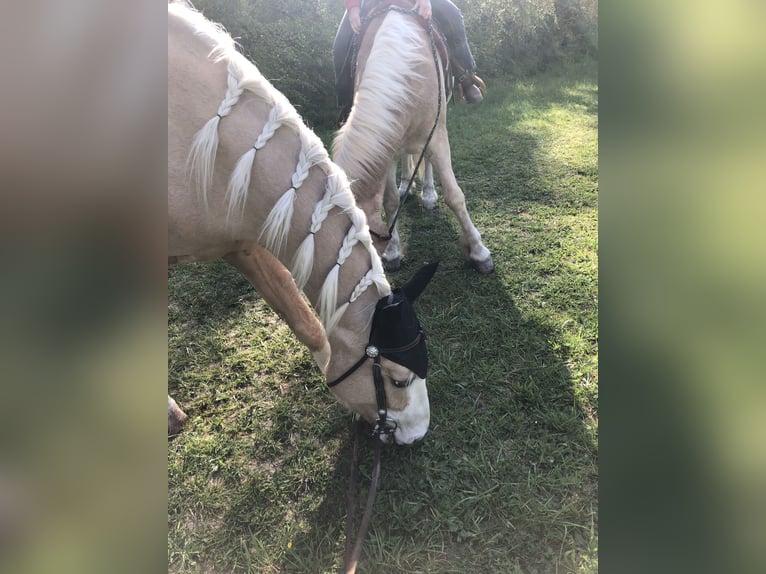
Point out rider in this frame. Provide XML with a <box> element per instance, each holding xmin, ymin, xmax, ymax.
<box><xmin>333</xmin><ymin>0</ymin><xmax>486</xmax><ymax>126</ymax></box>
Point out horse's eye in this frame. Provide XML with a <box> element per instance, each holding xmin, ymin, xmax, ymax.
<box><xmin>391</xmin><ymin>374</ymin><xmax>413</xmax><ymax>388</ymax></box>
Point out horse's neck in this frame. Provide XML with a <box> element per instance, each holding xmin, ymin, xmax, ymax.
<box><xmin>171</xmin><ymin>3</ymin><xmax>389</xmax><ymax>362</ymax></box>
<box><xmin>229</xmin><ymin>132</ymin><xmax>384</xmax><ymax>377</ymax></box>
<box><xmin>280</xmin><ymin>194</ymin><xmax>384</xmax><ymax>382</ymax></box>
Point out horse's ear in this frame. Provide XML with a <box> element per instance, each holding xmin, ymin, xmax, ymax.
<box><xmin>400</xmin><ymin>262</ymin><xmax>439</xmax><ymax>302</ymax></box>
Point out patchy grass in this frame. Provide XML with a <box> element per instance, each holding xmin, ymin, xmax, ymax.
<box><xmin>169</xmin><ymin>59</ymin><xmax>598</xmax><ymax>574</ymax></box>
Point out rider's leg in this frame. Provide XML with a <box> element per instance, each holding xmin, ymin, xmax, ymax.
<box><xmin>333</xmin><ymin>12</ymin><xmax>356</xmax><ymax>125</ymax></box>
<box><xmin>430</xmin><ymin>0</ymin><xmax>485</xmax><ymax>103</ymax></box>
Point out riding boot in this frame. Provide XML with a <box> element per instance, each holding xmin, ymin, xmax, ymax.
<box><xmin>456</xmin><ymin>68</ymin><xmax>485</xmax><ymax>104</ymax></box>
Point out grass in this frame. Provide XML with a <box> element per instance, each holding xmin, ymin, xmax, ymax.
<box><xmin>168</xmin><ymin>58</ymin><xmax>598</xmax><ymax>573</ymax></box>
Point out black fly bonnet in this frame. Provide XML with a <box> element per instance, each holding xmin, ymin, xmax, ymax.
<box><xmin>327</xmin><ymin>262</ymin><xmax>438</xmax><ymax>438</ymax></box>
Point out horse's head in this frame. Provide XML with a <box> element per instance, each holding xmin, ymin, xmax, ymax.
<box><xmin>327</xmin><ymin>262</ymin><xmax>438</xmax><ymax>444</ymax></box>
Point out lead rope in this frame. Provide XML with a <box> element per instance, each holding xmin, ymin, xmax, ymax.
<box><xmin>343</xmin><ymin>420</ymin><xmax>383</xmax><ymax>574</ymax></box>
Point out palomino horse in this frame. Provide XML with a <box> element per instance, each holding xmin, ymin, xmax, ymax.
<box><xmin>168</xmin><ymin>2</ymin><xmax>437</xmax><ymax>444</ymax></box>
<box><xmin>333</xmin><ymin>2</ymin><xmax>493</xmax><ymax>273</ymax></box>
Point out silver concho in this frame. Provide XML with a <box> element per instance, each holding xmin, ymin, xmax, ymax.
<box><xmin>365</xmin><ymin>345</ymin><xmax>380</xmax><ymax>358</ymax></box>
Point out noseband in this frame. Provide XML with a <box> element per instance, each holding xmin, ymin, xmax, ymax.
<box><xmin>327</xmin><ymin>313</ymin><xmax>425</xmax><ymax>439</ymax></box>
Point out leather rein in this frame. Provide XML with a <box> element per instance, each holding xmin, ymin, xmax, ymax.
<box><xmin>330</xmin><ymin>323</ymin><xmax>423</xmax><ymax>574</ymax></box>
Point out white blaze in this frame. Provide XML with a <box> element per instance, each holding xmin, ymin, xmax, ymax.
<box><xmin>388</xmin><ymin>377</ymin><xmax>430</xmax><ymax>444</ymax></box>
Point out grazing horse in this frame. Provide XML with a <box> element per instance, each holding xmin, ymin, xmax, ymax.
<box><xmin>168</xmin><ymin>2</ymin><xmax>437</xmax><ymax>444</ymax></box>
<box><xmin>333</xmin><ymin>3</ymin><xmax>493</xmax><ymax>273</ymax></box>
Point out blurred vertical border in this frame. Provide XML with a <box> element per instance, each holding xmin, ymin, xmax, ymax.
<box><xmin>0</xmin><ymin>1</ymin><xmax>167</xmax><ymax>573</ymax></box>
<box><xmin>3</xmin><ymin>1</ymin><xmax>765</xmax><ymax>573</ymax></box>
<box><xmin>601</xmin><ymin>0</ymin><xmax>766</xmax><ymax>572</ymax></box>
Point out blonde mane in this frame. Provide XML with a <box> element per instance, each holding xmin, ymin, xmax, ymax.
<box><xmin>332</xmin><ymin>11</ymin><xmax>429</xmax><ymax>179</ymax></box>
<box><xmin>170</xmin><ymin>3</ymin><xmax>390</xmax><ymax>333</ymax></box>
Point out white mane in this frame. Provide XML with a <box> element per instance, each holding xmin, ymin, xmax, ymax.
<box><xmin>332</xmin><ymin>11</ymin><xmax>429</xmax><ymax>178</ymax></box>
<box><xmin>170</xmin><ymin>3</ymin><xmax>390</xmax><ymax>333</ymax></box>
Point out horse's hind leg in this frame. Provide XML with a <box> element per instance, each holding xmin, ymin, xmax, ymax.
<box><xmin>401</xmin><ymin>156</ymin><xmax>437</xmax><ymax>210</ymax></box>
<box><xmin>421</xmin><ymin>161</ymin><xmax>437</xmax><ymax>211</ymax></box>
<box><xmin>383</xmin><ymin>164</ymin><xmax>403</xmax><ymax>272</ymax></box>
<box><xmin>429</xmin><ymin>141</ymin><xmax>493</xmax><ymax>273</ymax></box>
<box><xmin>168</xmin><ymin>395</ymin><xmax>188</xmax><ymax>435</ymax></box>
<box><xmin>224</xmin><ymin>245</ymin><xmax>330</xmax><ymax>373</ymax></box>
<box><xmin>398</xmin><ymin>155</ymin><xmax>417</xmax><ymax>197</ymax></box>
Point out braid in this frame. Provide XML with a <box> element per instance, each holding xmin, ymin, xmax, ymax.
<box><xmin>349</xmin><ymin>270</ymin><xmax>375</xmax><ymax>303</ymax></box>
<box><xmin>217</xmin><ymin>67</ymin><xmax>244</xmax><ymax>116</ymax></box>
<box><xmin>180</xmin><ymin>7</ymin><xmax>392</xmax><ymax>334</ymax></box>
<box><xmin>316</xmin><ymin>168</ymin><xmax>391</xmax><ymax>333</ymax></box>
<box><xmin>188</xmin><ymin>67</ymin><xmax>244</xmax><ymax>208</ymax></box>
<box><xmin>226</xmin><ymin>97</ymin><xmax>294</xmax><ymax>220</ymax></box>
<box><xmin>260</xmin><ymin>130</ymin><xmax>328</xmax><ymax>254</ymax></box>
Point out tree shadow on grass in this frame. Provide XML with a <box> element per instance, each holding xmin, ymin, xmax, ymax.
<box><xmin>167</xmin><ymin>261</ymin><xmax>252</xmax><ymax>413</ymax></box>
<box><xmin>345</xmin><ymin>245</ymin><xmax>598</xmax><ymax>573</ymax></box>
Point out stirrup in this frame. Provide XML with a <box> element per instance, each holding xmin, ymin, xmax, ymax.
<box><xmin>455</xmin><ymin>67</ymin><xmax>487</xmax><ymax>103</ymax></box>
<box><xmin>472</xmin><ymin>74</ymin><xmax>487</xmax><ymax>96</ymax></box>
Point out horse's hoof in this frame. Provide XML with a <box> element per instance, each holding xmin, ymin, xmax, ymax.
<box><xmin>168</xmin><ymin>397</ymin><xmax>188</xmax><ymax>435</ymax></box>
<box><xmin>422</xmin><ymin>186</ymin><xmax>437</xmax><ymax>210</ymax></box>
<box><xmin>168</xmin><ymin>414</ymin><xmax>187</xmax><ymax>436</ymax></box>
<box><xmin>471</xmin><ymin>257</ymin><xmax>494</xmax><ymax>274</ymax></box>
<box><xmin>383</xmin><ymin>257</ymin><xmax>401</xmax><ymax>272</ymax></box>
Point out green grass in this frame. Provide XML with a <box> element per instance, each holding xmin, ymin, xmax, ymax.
<box><xmin>169</xmin><ymin>59</ymin><xmax>598</xmax><ymax>574</ymax></box>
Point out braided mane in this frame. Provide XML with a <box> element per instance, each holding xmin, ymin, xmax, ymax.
<box><xmin>172</xmin><ymin>3</ymin><xmax>390</xmax><ymax>333</ymax></box>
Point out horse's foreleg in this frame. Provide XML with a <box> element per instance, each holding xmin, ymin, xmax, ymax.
<box><xmin>224</xmin><ymin>245</ymin><xmax>330</xmax><ymax>373</ymax></box>
<box><xmin>429</xmin><ymin>144</ymin><xmax>493</xmax><ymax>273</ymax></box>
<box><xmin>382</xmin><ymin>164</ymin><xmax>403</xmax><ymax>272</ymax></box>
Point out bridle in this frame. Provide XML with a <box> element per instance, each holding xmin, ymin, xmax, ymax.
<box><xmin>330</xmin><ymin>304</ymin><xmax>424</xmax><ymax>573</ymax></box>
<box><xmin>332</xmin><ymin>322</ymin><xmax>424</xmax><ymax>574</ymax></box>
<box><xmin>326</xmin><ymin>293</ymin><xmax>425</xmax><ymax>439</ymax></box>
